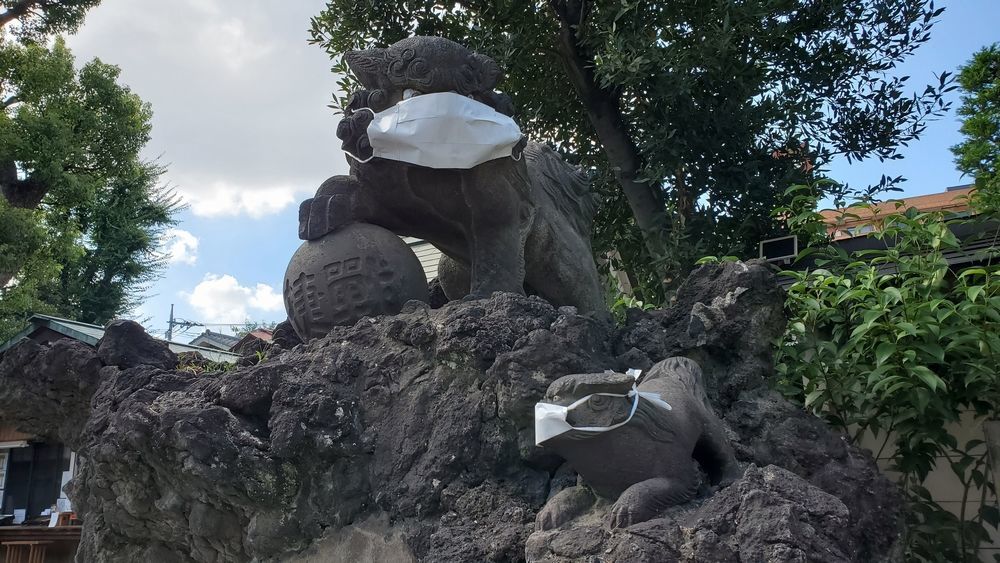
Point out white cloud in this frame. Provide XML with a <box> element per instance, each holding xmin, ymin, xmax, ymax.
<box><xmin>198</xmin><ymin>18</ymin><xmax>275</xmax><ymax>73</ymax></box>
<box><xmin>182</xmin><ymin>273</ymin><xmax>285</xmax><ymax>323</ymax></box>
<box><xmin>249</xmin><ymin>283</ymin><xmax>283</xmax><ymax>311</ymax></box>
<box><xmin>64</xmin><ymin>0</ymin><xmax>348</xmax><ymax>220</ymax></box>
<box><xmin>161</xmin><ymin>228</ymin><xmax>199</xmax><ymax>265</ymax></box>
<box><xmin>176</xmin><ymin>180</ymin><xmax>302</xmax><ymax>218</ymax></box>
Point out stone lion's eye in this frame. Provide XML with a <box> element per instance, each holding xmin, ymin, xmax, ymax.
<box><xmin>403</xmin><ymin>88</ymin><xmax>422</xmax><ymax>99</ymax></box>
<box><xmin>589</xmin><ymin>395</ymin><xmax>609</xmax><ymax>410</ymax></box>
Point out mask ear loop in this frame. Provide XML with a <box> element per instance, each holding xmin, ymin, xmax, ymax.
<box><xmin>558</xmin><ymin>390</ymin><xmax>642</xmax><ymax>434</ymax></box>
<box><xmin>510</xmin><ymin>136</ymin><xmax>525</xmax><ymax>162</ymax></box>
<box><xmin>343</xmin><ymin>107</ymin><xmax>377</xmax><ymax>164</ymax></box>
<box><xmin>344</xmin><ymin>151</ymin><xmax>376</xmax><ymax>164</ymax></box>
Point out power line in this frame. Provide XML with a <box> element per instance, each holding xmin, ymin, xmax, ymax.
<box><xmin>165</xmin><ymin>304</ymin><xmax>202</xmax><ymax>342</ymax></box>
<box><xmin>163</xmin><ymin>304</ymin><xmax>280</xmax><ymax>341</ymax></box>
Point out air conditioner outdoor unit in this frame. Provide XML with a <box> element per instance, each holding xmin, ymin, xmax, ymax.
<box><xmin>759</xmin><ymin>235</ymin><xmax>798</xmax><ymax>264</ymax></box>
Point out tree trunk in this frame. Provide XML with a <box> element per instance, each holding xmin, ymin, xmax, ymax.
<box><xmin>1</xmin><ymin>160</ymin><xmax>47</xmax><ymax>209</ymax></box>
<box><xmin>0</xmin><ymin>159</ymin><xmax>48</xmax><ymax>289</ymax></box>
<box><xmin>547</xmin><ymin>0</ymin><xmax>671</xmax><ymax>278</ymax></box>
<box><xmin>0</xmin><ymin>0</ymin><xmax>40</xmax><ymax>29</ymax></box>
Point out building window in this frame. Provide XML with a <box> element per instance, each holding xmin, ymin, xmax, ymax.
<box><xmin>0</xmin><ymin>449</ymin><xmax>8</xmax><ymax>501</ymax></box>
<box><xmin>849</xmin><ymin>224</ymin><xmax>876</xmax><ymax>237</ymax></box>
<box><xmin>1</xmin><ymin>442</ymin><xmax>69</xmax><ymax>519</ymax></box>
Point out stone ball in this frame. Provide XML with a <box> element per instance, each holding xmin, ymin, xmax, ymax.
<box><xmin>283</xmin><ymin>223</ymin><xmax>429</xmax><ymax>340</ymax></box>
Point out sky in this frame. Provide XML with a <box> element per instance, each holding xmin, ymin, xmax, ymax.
<box><xmin>66</xmin><ymin>0</ymin><xmax>346</xmax><ymax>341</ymax></box>
<box><xmin>62</xmin><ymin>0</ymin><xmax>1000</xmax><ymax>343</ymax></box>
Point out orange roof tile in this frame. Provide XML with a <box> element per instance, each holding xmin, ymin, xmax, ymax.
<box><xmin>820</xmin><ymin>186</ymin><xmax>975</xmax><ymax>239</ymax></box>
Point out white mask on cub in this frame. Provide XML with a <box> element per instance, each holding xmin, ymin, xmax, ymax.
<box><xmin>534</xmin><ymin>369</ymin><xmax>672</xmax><ymax>446</ymax></box>
<box><xmin>345</xmin><ymin>91</ymin><xmax>523</xmax><ymax>170</ymax></box>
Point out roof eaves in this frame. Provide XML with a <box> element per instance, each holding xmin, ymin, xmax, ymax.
<box><xmin>0</xmin><ymin>314</ymin><xmax>240</xmax><ymax>364</ymax></box>
<box><xmin>34</xmin><ymin>316</ymin><xmax>102</xmax><ymax>347</ymax></box>
<box><xmin>0</xmin><ymin>325</ymin><xmax>36</xmax><ymax>355</ymax></box>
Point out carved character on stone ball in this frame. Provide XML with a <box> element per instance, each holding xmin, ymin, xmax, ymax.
<box><xmin>290</xmin><ymin>36</ymin><xmax>607</xmax><ymax>338</ymax></box>
<box><xmin>283</xmin><ymin>223</ymin><xmax>429</xmax><ymax>340</ymax></box>
<box><xmin>534</xmin><ymin>357</ymin><xmax>741</xmax><ymax>530</ymax></box>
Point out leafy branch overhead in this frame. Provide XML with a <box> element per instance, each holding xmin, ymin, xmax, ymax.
<box><xmin>0</xmin><ymin>0</ymin><xmax>181</xmax><ymax>340</ymax></box>
<box><xmin>0</xmin><ymin>0</ymin><xmax>100</xmax><ymax>40</ymax></box>
<box><xmin>311</xmin><ymin>0</ymin><xmax>953</xmax><ymax>301</ymax></box>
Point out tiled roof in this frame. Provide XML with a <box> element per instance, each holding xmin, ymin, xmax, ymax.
<box><xmin>189</xmin><ymin>330</ymin><xmax>241</xmax><ymax>350</ymax></box>
<box><xmin>820</xmin><ymin>186</ymin><xmax>975</xmax><ymax>240</ymax></box>
<box><xmin>247</xmin><ymin>329</ymin><xmax>273</xmax><ymax>341</ymax></box>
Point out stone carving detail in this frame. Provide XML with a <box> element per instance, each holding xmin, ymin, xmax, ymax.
<box><xmin>534</xmin><ymin>356</ymin><xmax>741</xmax><ymax>530</ymax></box>
<box><xmin>292</xmin><ymin>36</ymin><xmax>607</xmax><ymax>328</ymax></box>
<box><xmin>0</xmin><ymin>261</ymin><xmax>903</xmax><ymax>562</ymax></box>
<box><xmin>284</xmin><ymin>223</ymin><xmax>427</xmax><ymax>339</ymax></box>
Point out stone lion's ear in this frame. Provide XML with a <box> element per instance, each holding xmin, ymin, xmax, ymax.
<box><xmin>471</xmin><ymin>52</ymin><xmax>502</xmax><ymax>91</ymax></box>
<box><xmin>344</xmin><ymin>48</ymin><xmax>386</xmax><ymax>88</ymax></box>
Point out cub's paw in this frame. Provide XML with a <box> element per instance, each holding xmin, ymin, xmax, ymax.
<box><xmin>535</xmin><ymin>502</ymin><xmax>572</xmax><ymax>532</ymax></box>
<box><xmin>607</xmin><ymin>497</ymin><xmax>656</xmax><ymax>529</ymax></box>
<box><xmin>535</xmin><ymin>486</ymin><xmax>596</xmax><ymax>531</ymax></box>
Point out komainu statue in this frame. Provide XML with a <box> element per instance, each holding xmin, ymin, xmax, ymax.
<box><xmin>296</xmin><ymin>36</ymin><xmax>607</xmax><ymax>320</ymax></box>
<box><xmin>534</xmin><ymin>357</ymin><xmax>741</xmax><ymax>529</ymax></box>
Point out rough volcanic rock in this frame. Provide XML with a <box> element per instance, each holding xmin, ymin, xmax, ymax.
<box><xmin>525</xmin><ymin>465</ymin><xmax>856</xmax><ymax>563</ymax></box>
<box><xmin>97</xmin><ymin>319</ymin><xmax>178</xmax><ymax>370</ymax></box>
<box><xmin>724</xmin><ymin>388</ymin><xmax>902</xmax><ymax>560</ymax></box>
<box><xmin>0</xmin><ymin>337</ymin><xmax>103</xmax><ymax>448</ymax></box>
<box><xmin>0</xmin><ymin>262</ymin><xmax>902</xmax><ymax>562</ymax></box>
<box><xmin>427</xmin><ymin>277</ymin><xmax>450</xmax><ymax>309</ymax></box>
<box><xmin>270</xmin><ymin>320</ymin><xmax>303</xmax><ymax>350</ymax></box>
<box><xmin>616</xmin><ymin>259</ymin><xmax>786</xmax><ymax>410</ymax></box>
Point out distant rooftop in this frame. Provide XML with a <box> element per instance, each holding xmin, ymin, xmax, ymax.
<box><xmin>0</xmin><ymin>314</ymin><xmax>239</xmax><ymax>363</ymax></box>
<box><xmin>820</xmin><ymin>185</ymin><xmax>975</xmax><ymax>240</ymax></box>
<box><xmin>188</xmin><ymin>330</ymin><xmax>241</xmax><ymax>351</ymax></box>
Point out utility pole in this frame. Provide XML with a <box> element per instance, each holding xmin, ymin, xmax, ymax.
<box><xmin>165</xmin><ymin>304</ymin><xmax>202</xmax><ymax>342</ymax></box>
<box><xmin>166</xmin><ymin>304</ymin><xmax>175</xmax><ymax>341</ymax></box>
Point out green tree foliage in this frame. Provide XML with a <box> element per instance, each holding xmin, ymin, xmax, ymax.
<box><xmin>0</xmin><ymin>38</ymin><xmax>150</xmax><ymax>212</ymax></box>
<box><xmin>310</xmin><ymin>0</ymin><xmax>952</xmax><ymax>300</ymax></box>
<box><xmin>46</xmin><ymin>164</ymin><xmax>178</xmax><ymax>324</ymax></box>
<box><xmin>0</xmin><ymin>5</ymin><xmax>180</xmax><ymax>341</ymax></box>
<box><xmin>952</xmin><ymin>43</ymin><xmax>1000</xmax><ymax>212</ymax></box>
<box><xmin>774</xmin><ymin>186</ymin><xmax>1000</xmax><ymax>561</ymax></box>
<box><xmin>0</xmin><ymin>0</ymin><xmax>101</xmax><ymax>41</ymax></box>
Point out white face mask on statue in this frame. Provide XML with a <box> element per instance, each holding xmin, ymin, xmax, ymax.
<box><xmin>534</xmin><ymin>369</ymin><xmax>673</xmax><ymax>446</ymax></box>
<box><xmin>344</xmin><ymin>91</ymin><xmax>523</xmax><ymax>170</ymax></box>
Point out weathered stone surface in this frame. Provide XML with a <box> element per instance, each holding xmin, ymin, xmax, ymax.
<box><xmin>97</xmin><ymin>319</ymin><xmax>177</xmax><ymax>370</ymax></box>
<box><xmin>427</xmin><ymin>277</ymin><xmax>449</xmax><ymax>309</ymax></box>
<box><xmin>616</xmin><ymin>259</ymin><xmax>786</xmax><ymax>410</ymax></box>
<box><xmin>535</xmin><ymin>358</ymin><xmax>741</xmax><ymax>531</ymax></box>
<box><xmin>0</xmin><ymin>261</ymin><xmax>901</xmax><ymax>562</ymax></box>
<box><xmin>0</xmin><ymin>337</ymin><xmax>103</xmax><ymax>448</ymax></box>
<box><xmin>284</xmin><ymin>222</ymin><xmax>429</xmax><ymax>340</ymax></box>
<box><xmin>284</xmin><ymin>515</ymin><xmax>416</xmax><ymax>563</ymax></box>
<box><xmin>526</xmin><ymin>465</ymin><xmax>856</xmax><ymax>563</ymax></box>
<box><xmin>304</xmin><ymin>36</ymin><xmax>608</xmax><ymax>317</ymax></box>
<box><xmin>725</xmin><ymin>388</ymin><xmax>902</xmax><ymax>560</ymax></box>
<box><xmin>271</xmin><ymin>320</ymin><xmax>303</xmax><ymax>350</ymax></box>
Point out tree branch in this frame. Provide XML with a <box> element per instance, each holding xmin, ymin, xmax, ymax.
<box><xmin>2</xmin><ymin>96</ymin><xmax>20</xmax><ymax>109</ymax></box>
<box><xmin>546</xmin><ymin>0</ymin><xmax>671</xmax><ymax>272</ymax></box>
<box><xmin>1</xmin><ymin>162</ymin><xmax>48</xmax><ymax>210</ymax></box>
<box><xmin>0</xmin><ymin>0</ymin><xmax>41</xmax><ymax>28</ymax></box>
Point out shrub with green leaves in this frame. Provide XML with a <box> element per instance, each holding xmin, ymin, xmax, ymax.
<box><xmin>774</xmin><ymin>187</ymin><xmax>1000</xmax><ymax>561</ymax></box>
